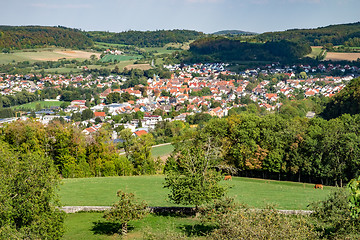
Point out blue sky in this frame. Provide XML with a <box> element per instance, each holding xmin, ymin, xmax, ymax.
<box><xmin>1</xmin><ymin>0</ymin><xmax>359</xmax><ymax>33</ymax></box>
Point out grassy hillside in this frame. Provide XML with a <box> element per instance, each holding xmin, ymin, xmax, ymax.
<box><xmin>59</xmin><ymin>175</ymin><xmax>333</xmax><ymax>210</ymax></box>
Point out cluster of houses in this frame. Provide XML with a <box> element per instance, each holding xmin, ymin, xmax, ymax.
<box><xmin>0</xmin><ymin>61</ymin><xmax>359</xmax><ymax>138</ymax></box>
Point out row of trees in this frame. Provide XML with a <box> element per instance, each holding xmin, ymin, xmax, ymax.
<box><xmin>0</xmin><ymin>120</ymin><xmax>155</xmax><ymax>178</ymax></box>
<box><xmin>194</xmin><ymin>112</ymin><xmax>360</xmax><ymax>186</ymax></box>
<box><xmin>87</xmin><ymin>29</ymin><xmax>204</xmax><ymax>47</ymax></box>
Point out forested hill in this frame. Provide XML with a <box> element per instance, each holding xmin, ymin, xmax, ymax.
<box><xmin>86</xmin><ymin>30</ymin><xmax>204</xmax><ymax>47</ymax></box>
<box><xmin>256</xmin><ymin>22</ymin><xmax>360</xmax><ymax>46</ymax></box>
<box><xmin>185</xmin><ymin>37</ymin><xmax>311</xmax><ymax>62</ymax></box>
<box><xmin>0</xmin><ymin>26</ymin><xmax>93</xmax><ymax>50</ymax></box>
<box><xmin>212</xmin><ymin>30</ymin><xmax>257</xmax><ymax>35</ymax></box>
<box><xmin>321</xmin><ymin>77</ymin><xmax>360</xmax><ymax>120</ymax></box>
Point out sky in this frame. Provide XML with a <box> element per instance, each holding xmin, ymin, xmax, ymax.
<box><xmin>1</xmin><ymin>0</ymin><xmax>359</xmax><ymax>34</ymax></box>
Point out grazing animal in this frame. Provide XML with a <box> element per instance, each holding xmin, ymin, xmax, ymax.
<box><xmin>224</xmin><ymin>175</ymin><xmax>232</xmax><ymax>181</ymax></box>
<box><xmin>314</xmin><ymin>184</ymin><xmax>323</xmax><ymax>190</ymax></box>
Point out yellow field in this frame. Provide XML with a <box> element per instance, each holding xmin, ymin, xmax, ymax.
<box><xmin>325</xmin><ymin>52</ymin><xmax>360</xmax><ymax>61</ymax></box>
<box><xmin>0</xmin><ymin>48</ymin><xmax>100</xmax><ymax>64</ymax></box>
<box><xmin>124</xmin><ymin>64</ymin><xmax>152</xmax><ymax>70</ymax></box>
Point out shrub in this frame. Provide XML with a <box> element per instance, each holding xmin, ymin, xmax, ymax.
<box><xmin>310</xmin><ymin>187</ymin><xmax>360</xmax><ymax>239</ymax></box>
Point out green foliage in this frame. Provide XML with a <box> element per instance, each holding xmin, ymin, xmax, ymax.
<box><xmin>347</xmin><ymin>176</ymin><xmax>360</xmax><ymax>219</ymax></box>
<box><xmin>88</xmin><ymin>29</ymin><xmax>203</xmax><ymax>47</ymax></box>
<box><xmin>208</xmin><ymin>206</ymin><xmax>318</xmax><ymax>240</ymax></box>
<box><xmin>321</xmin><ymin>77</ymin><xmax>360</xmax><ymax>119</ymax></box>
<box><xmin>81</xmin><ymin>108</ymin><xmax>94</xmax><ymax>121</ymax></box>
<box><xmin>164</xmin><ymin>135</ymin><xmax>227</xmax><ymax>207</ymax></box>
<box><xmin>0</xmin><ymin>25</ymin><xmax>93</xmax><ymax>49</ymax></box>
<box><xmin>0</xmin><ymin>142</ymin><xmax>65</xmax><ymax>239</ymax></box>
<box><xmin>310</xmin><ymin>188</ymin><xmax>360</xmax><ymax>239</ymax></box>
<box><xmin>187</xmin><ymin>37</ymin><xmax>311</xmax><ymax>62</ymax></box>
<box><xmin>103</xmin><ymin>190</ymin><xmax>148</xmax><ymax>235</ymax></box>
<box><xmin>119</xmin><ymin>129</ymin><xmax>156</xmax><ymax>175</ymax></box>
<box><xmin>256</xmin><ymin>22</ymin><xmax>360</xmax><ymax>46</ymax></box>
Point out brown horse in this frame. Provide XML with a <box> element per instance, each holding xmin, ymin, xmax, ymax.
<box><xmin>314</xmin><ymin>184</ymin><xmax>323</xmax><ymax>190</ymax></box>
<box><xmin>224</xmin><ymin>175</ymin><xmax>232</xmax><ymax>181</ymax></box>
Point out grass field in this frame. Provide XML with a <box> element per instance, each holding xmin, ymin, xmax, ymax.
<box><xmin>151</xmin><ymin>144</ymin><xmax>174</xmax><ymax>158</ymax></box>
<box><xmin>59</xmin><ymin>175</ymin><xmax>333</xmax><ymax>210</ymax></box>
<box><xmin>101</xmin><ymin>55</ymin><xmax>141</xmax><ymax>62</ymax></box>
<box><xmin>12</xmin><ymin>100</ymin><xmax>64</xmax><ymax>110</ymax></box>
<box><xmin>64</xmin><ymin>212</ymin><xmax>204</xmax><ymax>240</ymax></box>
<box><xmin>307</xmin><ymin>46</ymin><xmax>323</xmax><ymax>58</ymax></box>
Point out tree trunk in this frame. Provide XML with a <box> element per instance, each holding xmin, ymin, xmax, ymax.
<box><xmin>298</xmin><ymin>171</ymin><xmax>301</xmax><ymax>182</ymax></box>
<box><xmin>121</xmin><ymin>222</ymin><xmax>128</xmax><ymax>235</ymax></box>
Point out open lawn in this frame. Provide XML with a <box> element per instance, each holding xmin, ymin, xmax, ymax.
<box><xmin>59</xmin><ymin>176</ymin><xmax>333</xmax><ymax>210</ymax></box>
<box><xmin>12</xmin><ymin>100</ymin><xmax>64</xmax><ymax>110</ymax></box>
<box><xmin>307</xmin><ymin>46</ymin><xmax>323</xmax><ymax>58</ymax></box>
<box><xmin>101</xmin><ymin>55</ymin><xmax>141</xmax><ymax>62</ymax></box>
<box><xmin>151</xmin><ymin>144</ymin><xmax>174</xmax><ymax>158</ymax></box>
<box><xmin>64</xmin><ymin>212</ymin><xmax>204</xmax><ymax>240</ymax></box>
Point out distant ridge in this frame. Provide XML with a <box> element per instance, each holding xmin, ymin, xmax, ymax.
<box><xmin>212</xmin><ymin>30</ymin><xmax>258</xmax><ymax>35</ymax></box>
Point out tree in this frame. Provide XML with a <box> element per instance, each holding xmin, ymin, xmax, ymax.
<box><xmin>0</xmin><ymin>143</ymin><xmax>65</xmax><ymax>239</ymax></box>
<box><xmin>348</xmin><ymin>176</ymin><xmax>360</xmax><ymax>219</ymax></box>
<box><xmin>103</xmin><ymin>190</ymin><xmax>148</xmax><ymax>235</ymax></box>
<box><xmin>81</xmin><ymin>108</ymin><xmax>94</xmax><ymax>121</ymax></box>
<box><xmin>164</xmin><ymin>135</ymin><xmax>227</xmax><ymax>208</ymax></box>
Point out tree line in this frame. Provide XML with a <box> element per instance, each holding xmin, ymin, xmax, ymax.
<box><xmin>86</xmin><ymin>29</ymin><xmax>204</xmax><ymax>47</ymax></box>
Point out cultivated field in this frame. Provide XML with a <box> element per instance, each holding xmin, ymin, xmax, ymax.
<box><xmin>59</xmin><ymin>175</ymin><xmax>333</xmax><ymax>210</ymax></box>
<box><xmin>0</xmin><ymin>48</ymin><xmax>100</xmax><ymax>64</ymax></box>
<box><xmin>124</xmin><ymin>64</ymin><xmax>152</xmax><ymax>70</ymax></box>
<box><xmin>325</xmin><ymin>52</ymin><xmax>360</xmax><ymax>61</ymax></box>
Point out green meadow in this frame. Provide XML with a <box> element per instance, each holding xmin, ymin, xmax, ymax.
<box><xmin>151</xmin><ymin>144</ymin><xmax>174</xmax><ymax>158</ymax></box>
<box><xmin>13</xmin><ymin>100</ymin><xmax>64</xmax><ymax>110</ymax></box>
<box><xmin>60</xmin><ymin>175</ymin><xmax>334</xmax><ymax>239</ymax></box>
<box><xmin>59</xmin><ymin>175</ymin><xmax>333</xmax><ymax>210</ymax></box>
<box><xmin>101</xmin><ymin>55</ymin><xmax>141</xmax><ymax>62</ymax></box>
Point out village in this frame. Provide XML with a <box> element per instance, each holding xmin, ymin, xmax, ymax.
<box><xmin>0</xmin><ymin>61</ymin><xmax>359</xmax><ymax>140</ymax></box>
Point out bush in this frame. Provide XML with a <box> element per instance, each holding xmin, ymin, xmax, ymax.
<box><xmin>200</xmin><ymin>197</ymin><xmax>318</xmax><ymax>239</ymax></box>
<box><xmin>208</xmin><ymin>206</ymin><xmax>318</xmax><ymax>240</ymax></box>
<box><xmin>310</xmin><ymin>188</ymin><xmax>360</xmax><ymax>239</ymax></box>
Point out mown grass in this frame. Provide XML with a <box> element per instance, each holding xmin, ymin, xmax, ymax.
<box><xmin>64</xmin><ymin>212</ymin><xmax>205</xmax><ymax>240</ymax></box>
<box><xmin>12</xmin><ymin>100</ymin><xmax>64</xmax><ymax>110</ymax></box>
<box><xmin>59</xmin><ymin>176</ymin><xmax>333</xmax><ymax>210</ymax></box>
<box><xmin>101</xmin><ymin>55</ymin><xmax>141</xmax><ymax>62</ymax></box>
<box><xmin>307</xmin><ymin>47</ymin><xmax>323</xmax><ymax>58</ymax></box>
<box><xmin>151</xmin><ymin>144</ymin><xmax>174</xmax><ymax>158</ymax></box>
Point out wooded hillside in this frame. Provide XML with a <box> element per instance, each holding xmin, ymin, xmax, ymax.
<box><xmin>186</xmin><ymin>37</ymin><xmax>311</xmax><ymax>62</ymax></box>
<box><xmin>256</xmin><ymin>22</ymin><xmax>360</xmax><ymax>46</ymax></box>
<box><xmin>0</xmin><ymin>26</ymin><xmax>93</xmax><ymax>50</ymax></box>
<box><xmin>87</xmin><ymin>29</ymin><xmax>204</xmax><ymax>47</ymax></box>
